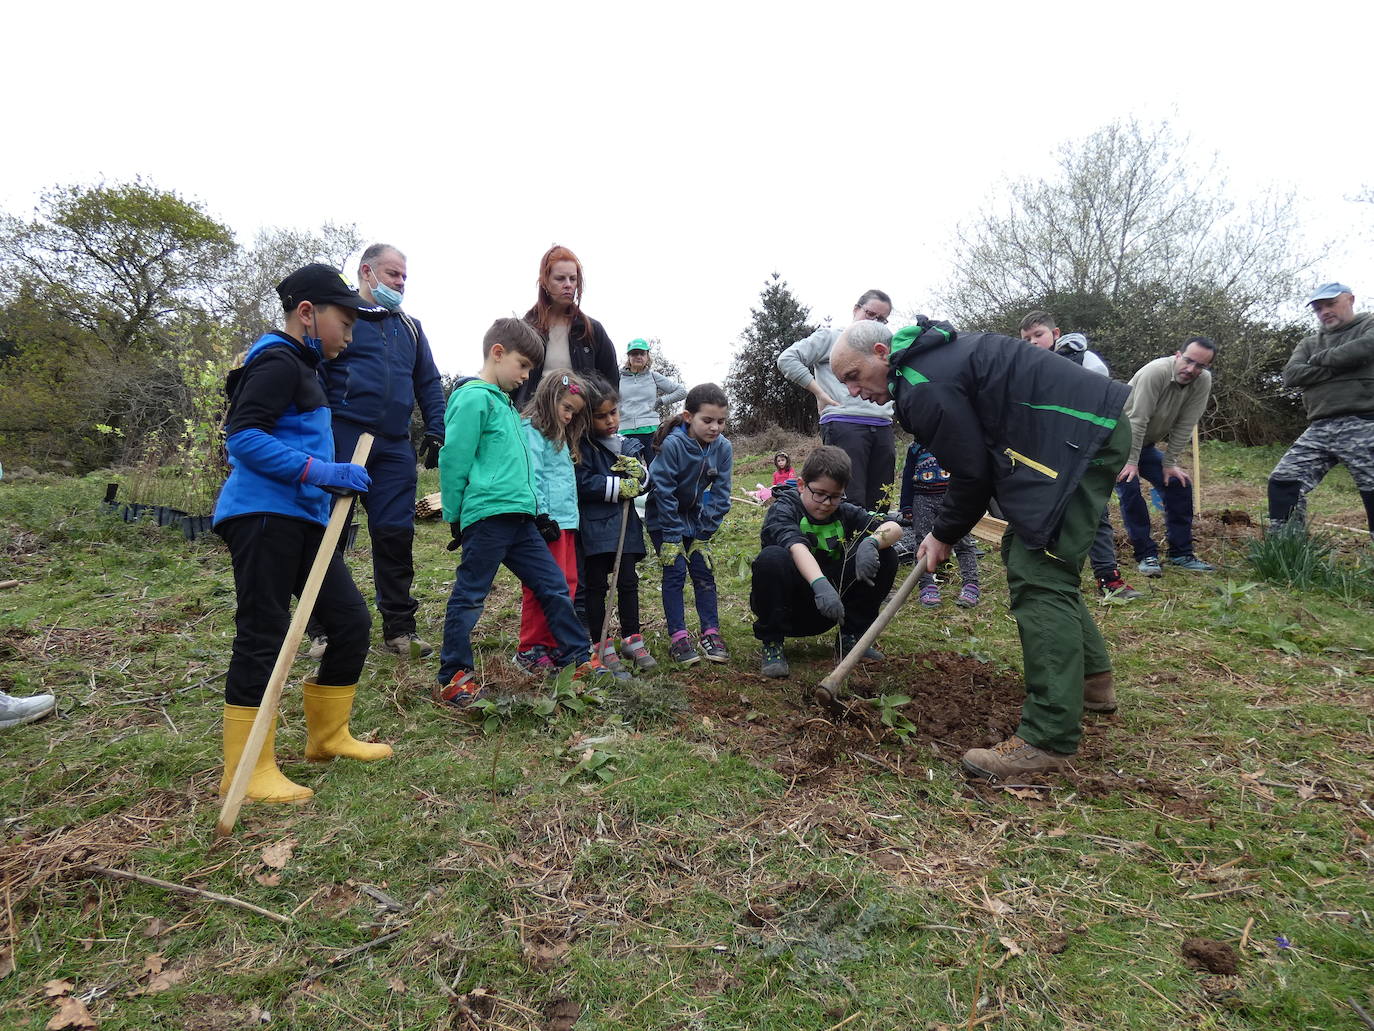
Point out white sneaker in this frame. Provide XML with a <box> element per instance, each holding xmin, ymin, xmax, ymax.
<box><xmin>0</xmin><ymin>690</ymin><xmax>56</xmax><ymax>730</ymax></box>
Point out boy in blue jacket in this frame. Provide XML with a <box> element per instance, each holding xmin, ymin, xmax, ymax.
<box><xmin>213</xmin><ymin>264</ymin><xmax>393</xmax><ymax>805</ymax></box>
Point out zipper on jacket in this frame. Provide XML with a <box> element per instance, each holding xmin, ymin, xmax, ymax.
<box><xmin>1005</xmin><ymin>448</ymin><xmax>1058</xmax><ymax>479</ymax></box>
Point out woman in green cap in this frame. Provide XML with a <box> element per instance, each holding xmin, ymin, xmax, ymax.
<box><xmin>618</xmin><ymin>338</ymin><xmax>685</xmax><ymax>463</ymax></box>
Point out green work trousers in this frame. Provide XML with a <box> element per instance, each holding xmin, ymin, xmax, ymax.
<box><xmin>1002</xmin><ymin>418</ymin><xmax>1131</xmax><ymax>754</ymax></box>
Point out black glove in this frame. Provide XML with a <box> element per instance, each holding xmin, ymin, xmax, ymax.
<box><xmin>535</xmin><ymin>513</ymin><xmax>561</xmax><ymax>543</ymax></box>
<box><xmin>447</xmin><ymin>521</ymin><xmax>462</xmax><ymax>552</ymax></box>
<box><xmin>419</xmin><ymin>434</ymin><xmax>443</xmax><ymax>469</ymax></box>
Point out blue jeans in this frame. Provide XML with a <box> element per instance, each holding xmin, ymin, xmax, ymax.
<box><xmin>649</xmin><ymin>531</ymin><xmax>719</xmax><ymax>636</ymax></box>
<box><xmin>437</xmin><ymin>516</ymin><xmax>587</xmax><ymax>683</ymax></box>
<box><xmin>1114</xmin><ymin>446</ymin><xmax>1194</xmax><ymax>561</ymax></box>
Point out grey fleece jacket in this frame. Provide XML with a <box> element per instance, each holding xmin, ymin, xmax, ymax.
<box><xmin>619</xmin><ymin>368</ymin><xmax>686</xmax><ymax>433</ymax></box>
<box><xmin>1281</xmin><ymin>311</ymin><xmax>1374</xmax><ymax>421</ymax></box>
<box><xmin>777</xmin><ymin>327</ymin><xmax>895</xmax><ymax>422</ymax></box>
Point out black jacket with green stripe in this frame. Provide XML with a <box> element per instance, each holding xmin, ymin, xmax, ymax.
<box><xmin>887</xmin><ymin>323</ymin><xmax>1130</xmax><ymax>551</ymax></box>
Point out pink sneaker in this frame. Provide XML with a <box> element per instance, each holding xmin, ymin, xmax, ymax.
<box><xmin>919</xmin><ymin>584</ymin><xmax>941</xmax><ymax>607</ymax></box>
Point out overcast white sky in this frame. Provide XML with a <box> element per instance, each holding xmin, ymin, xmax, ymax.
<box><xmin>5</xmin><ymin>2</ymin><xmax>1373</xmax><ymax>384</ymax></box>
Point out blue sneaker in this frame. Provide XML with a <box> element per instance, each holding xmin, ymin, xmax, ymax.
<box><xmin>1169</xmin><ymin>554</ymin><xmax>1215</xmax><ymax>572</ymax></box>
<box><xmin>1137</xmin><ymin>556</ymin><xmax>1163</xmax><ymax>578</ymax></box>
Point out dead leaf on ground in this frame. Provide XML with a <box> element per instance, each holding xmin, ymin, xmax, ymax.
<box><xmin>144</xmin><ymin>967</ymin><xmax>185</xmax><ymax>994</ymax></box>
<box><xmin>523</xmin><ymin>941</ymin><xmax>570</xmax><ymax>971</ymax></box>
<box><xmin>44</xmin><ymin>979</ymin><xmax>75</xmax><ymax>998</ymax></box>
<box><xmin>544</xmin><ymin>996</ymin><xmax>580</xmax><ymax>1031</ymax></box>
<box><xmin>46</xmin><ymin>995</ymin><xmax>97</xmax><ymax>1030</ymax></box>
<box><xmin>1297</xmin><ymin>784</ymin><xmax>1317</xmax><ymax>800</ymax></box>
<box><xmin>999</xmin><ymin>936</ymin><xmax>1025</xmax><ymax>957</ymax></box>
<box><xmin>386</xmin><ymin>976</ymin><xmax>406</xmax><ymax>993</ymax></box>
<box><xmin>254</xmin><ymin>872</ymin><xmax>282</xmax><ymax>887</ymax></box>
<box><xmin>1004</xmin><ymin>786</ymin><xmax>1044</xmax><ymax>801</ymax></box>
<box><xmin>260</xmin><ymin>837</ymin><xmax>297</xmax><ymax>870</ymax></box>
<box><xmin>140</xmin><ymin>918</ymin><xmax>171</xmax><ymax>938</ymax></box>
<box><xmin>0</xmin><ymin>947</ymin><xmax>14</xmax><ymax>979</ymax></box>
<box><xmin>979</xmin><ymin>893</ymin><xmax>1013</xmax><ymax>917</ymax></box>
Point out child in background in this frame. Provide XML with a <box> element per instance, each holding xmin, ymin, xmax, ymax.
<box><xmin>899</xmin><ymin>440</ymin><xmax>981</xmax><ymax>608</ymax></box>
<box><xmin>516</xmin><ymin>372</ymin><xmax>603</xmax><ymax>672</ymax></box>
<box><xmin>771</xmin><ymin>452</ymin><xmax>795</xmax><ymax>487</ymax></box>
<box><xmin>647</xmin><ymin>383</ymin><xmax>733</xmax><ymax>666</ymax></box>
<box><xmin>751</xmin><ymin>446</ymin><xmax>902</xmax><ymax>678</ymax></box>
<box><xmin>576</xmin><ymin>377</ymin><xmax>656</xmax><ymax>672</ymax></box>
<box><xmin>436</xmin><ymin>319</ymin><xmax>599</xmax><ymax>707</ymax></box>
<box><xmin>212</xmin><ymin>264</ymin><xmax>393</xmax><ymax>804</ymax></box>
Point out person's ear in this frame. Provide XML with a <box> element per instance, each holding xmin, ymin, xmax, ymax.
<box><xmin>874</xmin><ymin>341</ymin><xmax>890</xmax><ymax>358</ymax></box>
<box><xmin>295</xmin><ymin>300</ymin><xmax>315</xmax><ymax>323</ymax></box>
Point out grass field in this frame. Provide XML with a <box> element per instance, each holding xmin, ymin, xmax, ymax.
<box><xmin>1</xmin><ymin>442</ymin><xmax>1371</xmax><ymax>1030</ymax></box>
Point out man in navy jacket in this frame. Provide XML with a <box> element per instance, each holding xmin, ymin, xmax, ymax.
<box><xmin>831</xmin><ymin>318</ymin><xmax>1131</xmax><ymax>781</ymax></box>
<box><xmin>309</xmin><ymin>243</ymin><xmax>446</xmax><ymax>659</ymax></box>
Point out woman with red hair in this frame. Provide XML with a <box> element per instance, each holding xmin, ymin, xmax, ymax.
<box><xmin>517</xmin><ymin>245</ymin><xmax>619</xmax><ymax>405</ymax></box>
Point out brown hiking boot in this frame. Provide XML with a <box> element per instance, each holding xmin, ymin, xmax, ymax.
<box><xmin>962</xmin><ymin>735</ymin><xmax>1072</xmax><ymax>781</ymax></box>
<box><xmin>1083</xmin><ymin>670</ymin><xmax>1117</xmax><ymax>714</ymax></box>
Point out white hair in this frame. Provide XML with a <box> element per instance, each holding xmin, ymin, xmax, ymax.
<box><xmin>840</xmin><ymin>319</ymin><xmax>893</xmax><ymax>353</ymax></box>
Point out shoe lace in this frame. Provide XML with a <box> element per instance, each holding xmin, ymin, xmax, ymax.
<box><xmin>991</xmin><ymin>735</ymin><xmax>1028</xmax><ymax>755</ymax></box>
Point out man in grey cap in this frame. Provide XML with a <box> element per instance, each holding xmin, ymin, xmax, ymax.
<box><xmin>1268</xmin><ymin>283</ymin><xmax>1374</xmax><ymax>541</ymax></box>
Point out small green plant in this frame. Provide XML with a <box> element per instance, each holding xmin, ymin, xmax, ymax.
<box><xmin>470</xmin><ymin>669</ymin><xmax>606</xmax><ymax>735</ymax></box>
<box><xmin>1247</xmin><ymin>524</ymin><xmax>1374</xmax><ymax>603</ymax></box>
<box><xmin>559</xmin><ymin>745</ymin><xmax>620</xmax><ymax>785</ymax></box>
<box><xmin>874</xmin><ymin>693</ymin><xmax>917</xmax><ymax>742</ymax></box>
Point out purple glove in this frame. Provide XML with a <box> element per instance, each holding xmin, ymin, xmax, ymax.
<box><xmin>303</xmin><ymin>460</ymin><xmax>371</xmax><ymax>495</ymax></box>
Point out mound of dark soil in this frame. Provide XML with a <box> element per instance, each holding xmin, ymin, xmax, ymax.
<box><xmin>1182</xmin><ymin>937</ymin><xmax>1239</xmax><ymax>974</ymax></box>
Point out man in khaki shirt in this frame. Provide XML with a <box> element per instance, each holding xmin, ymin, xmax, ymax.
<box><xmin>1116</xmin><ymin>338</ymin><xmax>1216</xmax><ymax>576</ymax></box>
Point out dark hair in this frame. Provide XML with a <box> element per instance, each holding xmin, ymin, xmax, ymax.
<box><xmin>856</xmin><ymin>289</ymin><xmax>892</xmax><ymax>309</ymax></box>
<box><xmin>1020</xmin><ymin>310</ymin><xmax>1057</xmax><ymax>332</ymax></box>
<box><xmin>1182</xmin><ymin>336</ymin><xmax>1217</xmax><ymax>355</ymax></box>
<box><xmin>483</xmin><ymin>317</ymin><xmax>544</xmax><ymax>361</ymax></box>
<box><xmin>653</xmin><ymin>382</ymin><xmax>728</xmax><ymax>449</ymax></box>
<box><xmin>800</xmin><ymin>445</ymin><xmax>851</xmax><ymax>487</ymax></box>
<box><xmin>583</xmin><ymin>372</ymin><xmax>620</xmax><ymax>412</ymax></box>
<box><xmin>521</xmin><ymin>369</ymin><xmax>592</xmax><ymax>463</ymax></box>
<box><xmin>526</xmin><ymin>244</ymin><xmax>590</xmax><ymax>335</ymax></box>
<box><xmin>774</xmin><ymin>451</ymin><xmax>791</xmax><ymax>469</ymax></box>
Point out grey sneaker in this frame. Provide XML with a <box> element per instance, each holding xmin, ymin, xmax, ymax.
<box><xmin>668</xmin><ymin>634</ymin><xmax>700</xmax><ymax>666</ymax></box>
<box><xmin>760</xmin><ymin>642</ymin><xmax>790</xmax><ymax>678</ymax></box>
<box><xmin>698</xmin><ymin>630</ymin><xmax>730</xmax><ymax>664</ymax></box>
<box><xmin>1168</xmin><ymin>554</ymin><xmax>1215</xmax><ymax>572</ymax></box>
<box><xmin>384</xmin><ymin>632</ymin><xmax>434</xmax><ymax>659</ymax></box>
<box><xmin>1137</xmin><ymin>556</ymin><xmax>1163</xmax><ymax>578</ymax></box>
<box><xmin>0</xmin><ymin>690</ymin><xmax>57</xmax><ymax>730</ymax></box>
<box><xmin>619</xmin><ymin>634</ymin><xmax>658</xmax><ymax>672</ymax></box>
<box><xmin>307</xmin><ymin>634</ymin><xmax>329</xmax><ymax>660</ymax></box>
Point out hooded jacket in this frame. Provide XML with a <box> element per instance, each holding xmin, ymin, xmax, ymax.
<box><xmin>521</xmin><ymin>418</ymin><xmax>580</xmax><ymax>530</ymax></box>
<box><xmin>888</xmin><ymin>323</ymin><xmax>1129</xmax><ymax>550</ymax></box>
<box><xmin>1281</xmin><ymin>311</ymin><xmax>1374</xmax><ymax>421</ymax></box>
<box><xmin>438</xmin><ymin>378</ymin><xmax>538</xmax><ymax>528</ymax></box>
<box><xmin>213</xmin><ymin>332</ymin><xmax>336</xmax><ymax>528</ymax></box>
<box><xmin>320</xmin><ymin>312</ymin><xmax>446</xmax><ymax>440</ymax></box>
<box><xmin>576</xmin><ymin>433</ymin><xmax>649</xmax><ymax>556</ymax></box>
<box><xmin>760</xmin><ymin>484</ymin><xmax>883</xmax><ymax>570</ymax></box>
<box><xmin>646</xmin><ymin>424</ymin><xmax>733</xmax><ymax>543</ymax></box>
<box><xmin>619</xmin><ymin>368</ymin><xmax>686</xmax><ymax>433</ymax></box>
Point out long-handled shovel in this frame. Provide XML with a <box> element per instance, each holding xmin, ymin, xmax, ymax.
<box><xmin>597</xmin><ymin>500</ymin><xmax>632</xmax><ymax>657</ymax></box>
<box><xmin>814</xmin><ymin>512</ymin><xmax>1009</xmax><ymax>707</ymax></box>
<box><xmin>215</xmin><ymin>433</ymin><xmax>374</xmax><ymax>838</ymax></box>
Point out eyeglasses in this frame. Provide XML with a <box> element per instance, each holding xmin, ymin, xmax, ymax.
<box><xmin>803</xmin><ymin>483</ymin><xmax>844</xmax><ymax>505</ymax></box>
<box><xmin>858</xmin><ymin>306</ymin><xmax>888</xmax><ymax>324</ymax></box>
<box><xmin>1177</xmin><ymin>356</ymin><xmax>1212</xmax><ymax>370</ymax></box>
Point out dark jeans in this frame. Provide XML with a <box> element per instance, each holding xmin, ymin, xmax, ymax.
<box><xmin>1089</xmin><ymin>504</ymin><xmax>1120</xmax><ymax>578</ymax></box>
<box><xmin>218</xmin><ymin>514</ymin><xmax>370</xmax><ymax>707</ymax></box>
<box><xmin>437</xmin><ymin>515</ymin><xmax>587</xmax><ymax>683</ymax></box>
<box><xmin>309</xmin><ymin>423</ymin><xmax>421</xmax><ymax>639</ymax></box>
<box><xmin>820</xmin><ymin>420</ymin><xmax>896</xmax><ymax>512</ymax></box>
<box><xmin>749</xmin><ymin>544</ymin><xmax>897</xmax><ymax>643</ymax></box>
<box><xmin>584</xmin><ymin>551</ymin><xmax>641</xmax><ymax>642</ymax></box>
<box><xmin>649</xmin><ymin>531</ymin><xmax>719</xmax><ymax>635</ymax></box>
<box><xmin>1114</xmin><ymin>445</ymin><xmax>1194</xmax><ymax>560</ymax></box>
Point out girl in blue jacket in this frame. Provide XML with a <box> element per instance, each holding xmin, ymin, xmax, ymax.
<box><xmin>576</xmin><ymin>377</ymin><xmax>655</xmax><ymax>673</ymax></box>
<box><xmin>517</xmin><ymin>372</ymin><xmax>597</xmax><ymax>672</ymax></box>
<box><xmin>646</xmin><ymin>384</ymin><xmax>733</xmax><ymax>666</ymax></box>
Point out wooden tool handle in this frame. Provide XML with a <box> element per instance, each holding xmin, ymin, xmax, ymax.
<box><xmin>818</xmin><ymin>554</ymin><xmax>929</xmax><ymax>696</ymax></box>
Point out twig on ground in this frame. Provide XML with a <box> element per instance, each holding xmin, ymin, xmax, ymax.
<box><xmin>327</xmin><ymin>928</ymin><xmax>406</xmax><ymax>966</ymax></box>
<box><xmin>1129</xmin><ymin>972</ymin><xmax>1186</xmax><ymax>1014</ymax></box>
<box><xmin>1239</xmin><ymin>916</ymin><xmax>1254</xmax><ymax>950</ymax></box>
<box><xmin>83</xmin><ymin>865</ymin><xmax>291</xmax><ymax>925</ymax></box>
<box><xmin>1349</xmin><ymin>998</ymin><xmax>1374</xmax><ymax>1031</ymax></box>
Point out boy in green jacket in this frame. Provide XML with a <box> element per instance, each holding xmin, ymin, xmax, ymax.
<box><xmin>435</xmin><ymin>318</ymin><xmax>593</xmax><ymax>706</ymax></box>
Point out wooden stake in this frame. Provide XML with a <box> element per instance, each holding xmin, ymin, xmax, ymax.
<box><xmin>215</xmin><ymin>434</ymin><xmax>374</xmax><ymax>838</ymax></box>
<box><xmin>598</xmin><ymin>500</ymin><xmax>632</xmax><ymax>651</ymax></box>
<box><xmin>816</xmin><ymin>555</ymin><xmax>929</xmax><ymax>705</ymax></box>
<box><xmin>1191</xmin><ymin>425</ymin><xmax>1202</xmax><ymax>513</ymax></box>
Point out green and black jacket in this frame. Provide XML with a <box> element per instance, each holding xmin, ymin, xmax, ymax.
<box><xmin>759</xmin><ymin>484</ymin><xmax>884</xmax><ymax>570</ymax></box>
<box><xmin>888</xmin><ymin>323</ymin><xmax>1130</xmax><ymax>550</ymax></box>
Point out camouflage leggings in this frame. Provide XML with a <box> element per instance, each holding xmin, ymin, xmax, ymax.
<box><xmin>1268</xmin><ymin>414</ymin><xmax>1374</xmax><ymax>528</ymax></box>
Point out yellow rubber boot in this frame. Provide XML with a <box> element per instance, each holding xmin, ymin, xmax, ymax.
<box><xmin>302</xmin><ymin>680</ymin><xmax>394</xmax><ymax>763</ymax></box>
<box><xmin>219</xmin><ymin>705</ymin><xmax>313</xmax><ymax>803</ymax></box>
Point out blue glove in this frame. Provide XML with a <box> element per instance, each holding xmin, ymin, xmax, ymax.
<box><xmin>853</xmin><ymin>536</ymin><xmax>881</xmax><ymax>585</ymax></box>
<box><xmin>303</xmin><ymin>460</ymin><xmax>371</xmax><ymax>495</ymax></box>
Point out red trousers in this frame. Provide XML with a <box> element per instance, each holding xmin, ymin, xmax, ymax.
<box><xmin>519</xmin><ymin>530</ymin><xmax>578</xmax><ymax>652</ymax></box>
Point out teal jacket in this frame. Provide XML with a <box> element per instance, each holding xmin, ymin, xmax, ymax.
<box><xmin>439</xmin><ymin>378</ymin><xmax>537</xmax><ymax>528</ymax></box>
<box><xmin>521</xmin><ymin>418</ymin><xmax>580</xmax><ymax>530</ymax></box>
